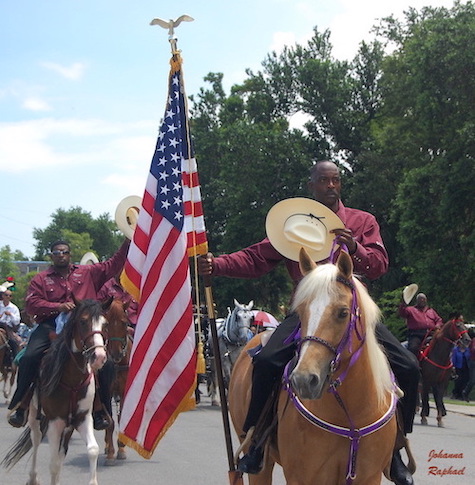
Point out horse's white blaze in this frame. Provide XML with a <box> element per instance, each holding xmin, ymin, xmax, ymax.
<box><xmin>90</xmin><ymin>315</ymin><xmax>107</xmax><ymax>370</ymax></box>
<box><xmin>299</xmin><ymin>292</ymin><xmax>331</xmax><ymax>361</ymax></box>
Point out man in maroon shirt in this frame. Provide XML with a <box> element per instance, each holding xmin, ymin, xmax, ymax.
<box><xmin>199</xmin><ymin>161</ymin><xmax>418</xmax><ymax>485</ymax></box>
<box><xmin>98</xmin><ymin>275</ymin><xmax>138</xmax><ymax>327</ymax></box>
<box><xmin>399</xmin><ymin>293</ymin><xmax>443</xmax><ymax>356</ymax></box>
<box><xmin>8</xmin><ymin>239</ymin><xmax>130</xmax><ymax>429</ymax></box>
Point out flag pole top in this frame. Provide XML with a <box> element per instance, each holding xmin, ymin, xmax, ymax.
<box><xmin>150</xmin><ymin>15</ymin><xmax>194</xmax><ymax>54</ymax></box>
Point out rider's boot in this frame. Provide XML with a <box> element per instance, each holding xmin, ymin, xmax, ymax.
<box><xmin>8</xmin><ymin>385</ymin><xmax>34</xmax><ymax>428</ymax></box>
<box><xmin>237</xmin><ymin>444</ymin><xmax>264</xmax><ymax>474</ymax></box>
<box><xmin>92</xmin><ymin>392</ymin><xmax>111</xmax><ymax>430</ymax></box>
<box><xmin>390</xmin><ymin>450</ymin><xmax>414</xmax><ymax>485</ymax></box>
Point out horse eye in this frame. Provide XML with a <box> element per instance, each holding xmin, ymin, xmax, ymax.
<box><xmin>338</xmin><ymin>308</ymin><xmax>350</xmax><ymax>319</ymax></box>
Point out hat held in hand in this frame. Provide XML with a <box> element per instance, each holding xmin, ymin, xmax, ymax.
<box><xmin>403</xmin><ymin>284</ymin><xmax>418</xmax><ymax>304</ymax></box>
<box><xmin>265</xmin><ymin>197</ymin><xmax>345</xmax><ymax>263</ymax></box>
<box><xmin>115</xmin><ymin>195</ymin><xmax>142</xmax><ymax>240</ymax></box>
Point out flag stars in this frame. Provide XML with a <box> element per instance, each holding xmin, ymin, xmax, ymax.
<box><xmin>172</xmin><ymin>181</ymin><xmax>181</xmax><ymax>192</ymax></box>
<box><xmin>170</xmin><ymin>153</ymin><xmax>180</xmax><ymax>163</ymax></box>
<box><xmin>167</xmin><ymin>123</ymin><xmax>178</xmax><ymax>133</ymax></box>
<box><xmin>160</xmin><ymin>185</ymin><xmax>170</xmax><ymax>195</ymax></box>
<box><xmin>173</xmin><ymin>195</ymin><xmax>182</xmax><ymax>206</ymax></box>
<box><xmin>157</xmin><ymin>143</ymin><xmax>166</xmax><ymax>153</ymax></box>
<box><xmin>161</xmin><ymin>200</ymin><xmax>171</xmax><ymax>210</ymax></box>
<box><xmin>159</xmin><ymin>171</ymin><xmax>170</xmax><ymax>181</ymax></box>
<box><xmin>169</xmin><ymin>138</ymin><xmax>179</xmax><ymax>148</ymax></box>
<box><xmin>165</xmin><ymin>108</ymin><xmax>174</xmax><ymax>119</ymax></box>
<box><xmin>174</xmin><ymin>211</ymin><xmax>183</xmax><ymax>221</ymax></box>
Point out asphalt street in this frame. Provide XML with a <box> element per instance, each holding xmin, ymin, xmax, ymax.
<box><xmin>0</xmin><ymin>384</ymin><xmax>473</xmax><ymax>485</ymax></box>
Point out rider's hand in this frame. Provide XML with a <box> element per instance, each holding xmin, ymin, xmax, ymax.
<box><xmin>331</xmin><ymin>228</ymin><xmax>357</xmax><ymax>254</ymax></box>
<box><xmin>58</xmin><ymin>301</ymin><xmax>76</xmax><ymax>313</ymax></box>
<box><xmin>198</xmin><ymin>253</ymin><xmax>214</xmax><ymax>275</ymax></box>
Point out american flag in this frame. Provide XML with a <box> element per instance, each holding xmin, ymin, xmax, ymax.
<box><xmin>118</xmin><ymin>54</ymin><xmax>208</xmax><ymax>458</ymax></box>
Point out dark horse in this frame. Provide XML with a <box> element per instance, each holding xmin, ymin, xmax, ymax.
<box><xmin>2</xmin><ymin>299</ymin><xmax>109</xmax><ymax>485</ymax></box>
<box><xmin>102</xmin><ymin>298</ymin><xmax>132</xmax><ymax>465</ymax></box>
<box><xmin>419</xmin><ymin>318</ymin><xmax>470</xmax><ymax>427</ymax></box>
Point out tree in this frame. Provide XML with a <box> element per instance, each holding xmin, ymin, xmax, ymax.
<box><xmin>33</xmin><ymin>207</ymin><xmax>122</xmax><ymax>261</ymax></box>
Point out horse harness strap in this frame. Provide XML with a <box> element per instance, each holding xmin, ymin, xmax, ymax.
<box><xmin>59</xmin><ymin>371</ymin><xmax>93</xmax><ymax>426</ymax></box>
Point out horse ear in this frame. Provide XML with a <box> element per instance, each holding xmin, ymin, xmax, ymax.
<box><xmin>102</xmin><ymin>295</ymin><xmax>114</xmax><ymax>311</ymax></box>
<box><xmin>336</xmin><ymin>251</ymin><xmax>353</xmax><ymax>280</ymax></box>
<box><xmin>248</xmin><ymin>300</ymin><xmax>254</xmax><ymax>310</ymax></box>
<box><xmin>299</xmin><ymin>247</ymin><xmax>317</xmax><ymax>276</ymax></box>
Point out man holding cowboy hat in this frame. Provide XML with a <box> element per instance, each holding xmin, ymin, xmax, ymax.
<box><xmin>199</xmin><ymin>160</ymin><xmax>419</xmax><ymax>485</ymax></box>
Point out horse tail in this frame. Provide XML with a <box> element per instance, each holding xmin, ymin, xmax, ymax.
<box><xmin>1</xmin><ymin>415</ymin><xmax>49</xmax><ymax>470</ymax></box>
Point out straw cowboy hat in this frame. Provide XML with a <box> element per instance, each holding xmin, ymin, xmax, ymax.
<box><xmin>79</xmin><ymin>252</ymin><xmax>99</xmax><ymax>265</ymax></box>
<box><xmin>115</xmin><ymin>195</ymin><xmax>141</xmax><ymax>240</ymax></box>
<box><xmin>265</xmin><ymin>197</ymin><xmax>345</xmax><ymax>263</ymax></box>
<box><xmin>403</xmin><ymin>284</ymin><xmax>419</xmax><ymax>305</ymax></box>
<box><xmin>0</xmin><ymin>285</ymin><xmax>6</xmax><ymax>293</ymax></box>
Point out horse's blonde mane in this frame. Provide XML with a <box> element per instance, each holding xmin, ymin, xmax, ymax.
<box><xmin>292</xmin><ymin>263</ymin><xmax>393</xmax><ymax>404</ymax></box>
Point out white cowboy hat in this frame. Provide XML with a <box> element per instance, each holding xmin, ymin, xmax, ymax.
<box><xmin>115</xmin><ymin>195</ymin><xmax>141</xmax><ymax>239</ymax></box>
<box><xmin>265</xmin><ymin>197</ymin><xmax>345</xmax><ymax>263</ymax></box>
<box><xmin>403</xmin><ymin>284</ymin><xmax>419</xmax><ymax>304</ymax></box>
<box><xmin>0</xmin><ymin>285</ymin><xmax>6</xmax><ymax>293</ymax></box>
<box><xmin>1</xmin><ymin>281</ymin><xmax>13</xmax><ymax>289</ymax></box>
<box><xmin>79</xmin><ymin>251</ymin><xmax>99</xmax><ymax>265</ymax></box>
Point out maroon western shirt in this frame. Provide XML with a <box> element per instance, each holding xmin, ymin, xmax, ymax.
<box><xmin>398</xmin><ymin>304</ymin><xmax>443</xmax><ymax>331</ymax></box>
<box><xmin>97</xmin><ymin>277</ymin><xmax>138</xmax><ymax>325</ymax></box>
<box><xmin>26</xmin><ymin>240</ymin><xmax>130</xmax><ymax>323</ymax></box>
<box><xmin>212</xmin><ymin>200</ymin><xmax>388</xmax><ymax>287</ymax></box>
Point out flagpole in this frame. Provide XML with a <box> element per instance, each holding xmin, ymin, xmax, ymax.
<box><xmin>150</xmin><ymin>17</ymin><xmax>243</xmax><ymax>485</ymax></box>
<box><xmin>204</xmin><ymin>276</ymin><xmax>244</xmax><ymax>485</ymax></box>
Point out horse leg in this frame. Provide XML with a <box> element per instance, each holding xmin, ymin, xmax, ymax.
<box><xmin>76</xmin><ymin>413</ymin><xmax>100</xmax><ymax>485</ymax></box>
<box><xmin>433</xmin><ymin>384</ymin><xmax>447</xmax><ymax>428</ymax></box>
<box><xmin>116</xmin><ymin>400</ymin><xmax>127</xmax><ymax>460</ymax></box>
<box><xmin>104</xmin><ymin>418</ymin><xmax>116</xmax><ymax>465</ymax></box>
<box><xmin>46</xmin><ymin>418</ymin><xmax>68</xmax><ymax>485</ymax></box>
<box><xmin>27</xmin><ymin>402</ymin><xmax>42</xmax><ymax>485</ymax></box>
<box><xmin>420</xmin><ymin>383</ymin><xmax>430</xmax><ymax>425</ymax></box>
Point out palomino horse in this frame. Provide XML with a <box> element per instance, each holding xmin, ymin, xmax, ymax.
<box><xmin>208</xmin><ymin>299</ymin><xmax>254</xmax><ymax>406</ymax></box>
<box><xmin>229</xmin><ymin>250</ymin><xmax>398</xmax><ymax>484</ymax></box>
<box><xmin>2</xmin><ymin>299</ymin><xmax>109</xmax><ymax>485</ymax></box>
<box><xmin>102</xmin><ymin>298</ymin><xmax>132</xmax><ymax>465</ymax></box>
<box><xmin>419</xmin><ymin>318</ymin><xmax>470</xmax><ymax>427</ymax></box>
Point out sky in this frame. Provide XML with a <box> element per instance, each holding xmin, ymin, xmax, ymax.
<box><xmin>1</xmin><ymin>0</ymin><xmax>461</xmax><ymax>259</ymax></box>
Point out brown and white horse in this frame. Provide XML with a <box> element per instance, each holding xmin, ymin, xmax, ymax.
<box><xmin>2</xmin><ymin>298</ymin><xmax>109</xmax><ymax>485</ymax></box>
<box><xmin>229</xmin><ymin>250</ymin><xmax>398</xmax><ymax>485</ymax></box>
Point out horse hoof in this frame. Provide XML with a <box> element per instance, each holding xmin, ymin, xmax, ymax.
<box><xmin>421</xmin><ymin>417</ymin><xmax>428</xmax><ymax>425</ymax></box>
<box><xmin>437</xmin><ymin>421</ymin><xmax>444</xmax><ymax>428</ymax></box>
<box><xmin>104</xmin><ymin>458</ymin><xmax>116</xmax><ymax>466</ymax></box>
<box><xmin>117</xmin><ymin>451</ymin><xmax>127</xmax><ymax>460</ymax></box>
<box><xmin>211</xmin><ymin>400</ymin><xmax>220</xmax><ymax>407</ymax></box>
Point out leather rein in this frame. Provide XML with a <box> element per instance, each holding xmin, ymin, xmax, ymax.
<box><xmin>283</xmin><ymin>275</ymin><xmax>397</xmax><ymax>484</ymax></box>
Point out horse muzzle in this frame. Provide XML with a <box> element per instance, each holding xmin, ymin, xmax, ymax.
<box><xmin>290</xmin><ymin>366</ymin><xmax>329</xmax><ymax>400</ymax></box>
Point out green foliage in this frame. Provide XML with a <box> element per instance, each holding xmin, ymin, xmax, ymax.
<box><xmin>376</xmin><ymin>288</ymin><xmax>407</xmax><ymax>342</ymax></box>
<box><xmin>33</xmin><ymin>207</ymin><xmax>122</xmax><ymax>260</ymax></box>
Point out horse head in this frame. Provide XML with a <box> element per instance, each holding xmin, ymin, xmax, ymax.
<box><xmin>103</xmin><ymin>298</ymin><xmax>131</xmax><ymax>363</ymax></box>
<box><xmin>223</xmin><ymin>299</ymin><xmax>254</xmax><ymax>345</ymax></box>
<box><xmin>440</xmin><ymin>318</ymin><xmax>471</xmax><ymax>348</ymax></box>
<box><xmin>288</xmin><ymin>248</ymin><xmax>392</xmax><ymax>403</ymax></box>
<box><xmin>69</xmin><ymin>297</ymin><xmax>109</xmax><ymax>372</ymax></box>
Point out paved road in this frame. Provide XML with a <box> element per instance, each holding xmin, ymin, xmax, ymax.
<box><xmin>0</xmin><ymin>385</ymin><xmax>473</xmax><ymax>484</ymax></box>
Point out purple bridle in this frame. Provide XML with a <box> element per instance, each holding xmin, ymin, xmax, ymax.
<box><xmin>283</xmin><ymin>244</ymin><xmax>397</xmax><ymax>484</ymax></box>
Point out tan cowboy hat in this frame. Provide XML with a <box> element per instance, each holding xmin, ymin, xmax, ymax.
<box><xmin>115</xmin><ymin>195</ymin><xmax>141</xmax><ymax>239</ymax></box>
<box><xmin>403</xmin><ymin>284</ymin><xmax>419</xmax><ymax>304</ymax></box>
<box><xmin>79</xmin><ymin>251</ymin><xmax>99</xmax><ymax>265</ymax></box>
<box><xmin>265</xmin><ymin>197</ymin><xmax>345</xmax><ymax>262</ymax></box>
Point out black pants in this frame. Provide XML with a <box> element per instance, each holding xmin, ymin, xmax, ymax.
<box><xmin>9</xmin><ymin>320</ymin><xmax>55</xmax><ymax>410</ymax></box>
<box><xmin>244</xmin><ymin>314</ymin><xmax>420</xmax><ymax>435</ymax></box>
<box><xmin>407</xmin><ymin>329</ymin><xmax>428</xmax><ymax>357</ymax></box>
<box><xmin>97</xmin><ymin>359</ymin><xmax>115</xmax><ymax>416</ymax></box>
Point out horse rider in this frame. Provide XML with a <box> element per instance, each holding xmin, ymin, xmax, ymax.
<box><xmin>399</xmin><ymin>292</ymin><xmax>443</xmax><ymax>357</ymax></box>
<box><xmin>0</xmin><ymin>287</ymin><xmax>22</xmax><ymax>360</ymax></box>
<box><xmin>199</xmin><ymin>160</ymin><xmax>420</xmax><ymax>485</ymax></box>
<box><xmin>7</xmin><ymin>238</ymin><xmax>130</xmax><ymax>430</ymax></box>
